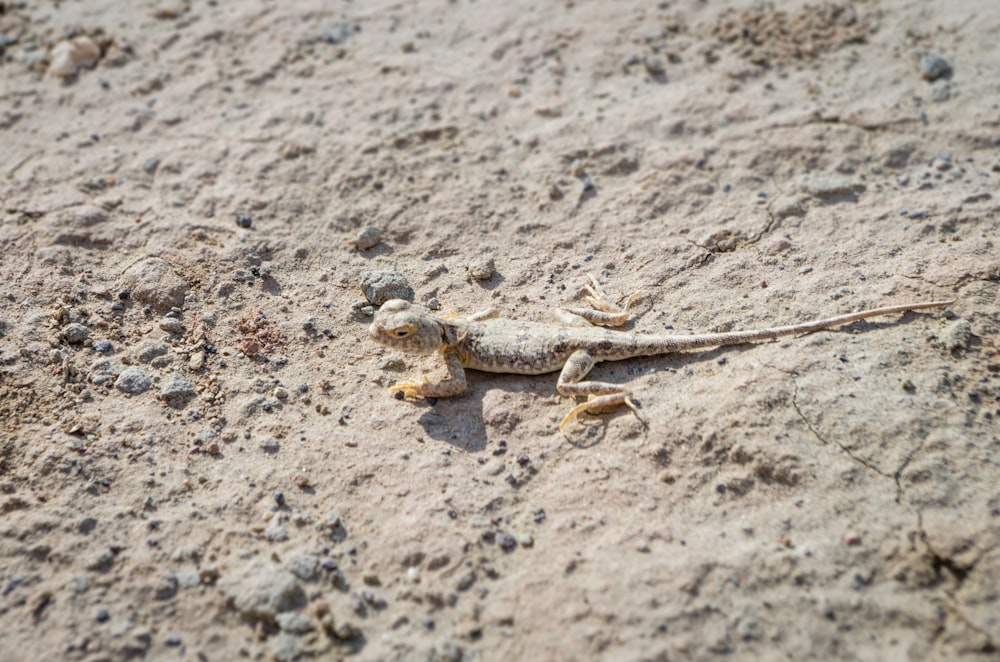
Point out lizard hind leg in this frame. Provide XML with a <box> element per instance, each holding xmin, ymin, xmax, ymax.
<box><xmin>556</xmin><ymin>350</ymin><xmax>643</xmax><ymax>430</ymax></box>
<box><xmin>557</xmin><ymin>274</ymin><xmax>645</xmax><ymax>328</ymax></box>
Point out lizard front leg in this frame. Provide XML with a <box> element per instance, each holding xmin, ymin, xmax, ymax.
<box><xmin>556</xmin><ymin>349</ymin><xmax>642</xmax><ymax>430</ymax></box>
<box><xmin>391</xmin><ymin>348</ymin><xmax>468</xmax><ymax>399</ymax></box>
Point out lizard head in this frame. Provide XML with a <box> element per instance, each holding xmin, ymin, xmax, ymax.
<box><xmin>369</xmin><ymin>299</ymin><xmax>447</xmax><ymax>355</ymax></box>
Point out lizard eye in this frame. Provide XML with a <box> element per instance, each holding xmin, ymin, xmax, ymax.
<box><xmin>394</xmin><ymin>328</ymin><xmax>410</xmax><ymax>337</ymax></box>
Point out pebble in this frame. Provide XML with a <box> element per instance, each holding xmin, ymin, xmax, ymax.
<box><xmin>361</xmin><ymin>270</ymin><xmax>414</xmax><ymax>305</ymax></box>
<box><xmin>285</xmin><ymin>554</ymin><xmax>321</xmax><ymax>582</ymax></box>
<box><xmin>123</xmin><ymin>258</ymin><xmax>188</xmax><ymax>312</ymax></box>
<box><xmin>159</xmin><ymin>318</ymin><xmax>184</xmax><ymax>334</ymax></box>
<box><xmin>136</xmin><ymin>340</ymin><xmax>169</xmax><ymax>363</ymax></box>
<box><xmin>770</xmin><ymin>195</ymin><xmax>805</xmax><ymax>219</ymax></box>
<box><xmin>96</xmin><ymin>608</ymin><xmax>110</xmax><ymax>623</ymax></box>
<box><xmin>217</xmin><ymin>558</ymin><xmax>307</xmax><ymax>622</ymax></box>
<box><xmin>737</xmin><ymin>618</ymin><xmax>763</xmax><ymax>641</ymax></box>
<box><xmin>940</xmin><ymin>319</ymin><xmax>972</xmax><ymax>352</ymax></box>
<box><xmin>93</xmin><ymin>340</ymin><xmax>112</xmax><ymax>354</ymax></box>
<box><xmin>60</xmin><ymin>205</ymin><xmax>109</xmax><ymax>227</ymax></box>
<box><xmin>260</xmin><ymin>436</ymin><xmax>281</xmax><ymax>453</ymax></box>
<box><xmin>351</xmin><ymin>226</ymin><xmax>382</xmax><ymax>250</ymax></box>
<box><xmin>643</xmin><ymin>54</ymin><xmax>665</xmax><ymax>76</ymax></box>
<box><xmin>115</xmin><ymin>366</ymin><xmax>151</xmax><ymax>394</ymax></box>
<box><xmin>467</xmin><ymin>256</ymin><xmax>496</xmax><ymax>281</ymax></box>
<box><xmin>918</xmin><ymin>51</ymin><xmax>952</xmax><ymax>81</ymax></box>
<box><xmin>62</xmin><ymin>323</ymin><xmax>90</xmax><ymax>344</ymax></box>
<box><xmin>160</xmin><ymin>375</ymin><xmax>196</xmax><ymax>406</ymax></box>
<box><xmin>276</xmin><ymin>612</ymin><xmax>314</xmax><ymax>634</ymax></box>
<box><xmin>48</xmin><ymin>36</ymin><xmax>101</xmax><ymax>78</ymax></box>
<box><xmin>636</xmin><ymin>539</ymin><xmax>651</xmax><ymax>553</ymax></box>
<box><xmin>497</xmin><ymin>532</ymin><xmax>517</xmax><ymax>550</ymax></box>
<box><xmin>800</xmin><ymin>174</ymin><xmax>864</xmax><ymax>200</ymax></box>
<box><xmin>273</xmin><ymin>386</ymin><xmax>289</xmax><ymax>399</ymax></box>
<box><xmin>235</xmin><ymin>214</ymin><xmax>253</xmax><ymax>228</ymax></box>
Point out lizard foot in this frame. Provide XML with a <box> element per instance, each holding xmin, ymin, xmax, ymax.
<box><xmin>390</xmin><ymin>375</ymin><xmax>431</xmax><ymax>399</ymax></box>
<box><xmin>559</xmin><ymin>393</ymin><xmax>644</xmax><ymax>431</ymax></box>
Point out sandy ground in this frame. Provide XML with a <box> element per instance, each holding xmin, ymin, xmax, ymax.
<box><xmin>1</xmin><ymin>0</ymin><xmax>999</xmax><ymax>660</ymax></box>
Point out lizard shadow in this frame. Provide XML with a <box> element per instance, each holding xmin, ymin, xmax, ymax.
<box><xmin>416</xmin><ymin>374</ymin><xmax>543</xmax><ymax>453</ymax></box>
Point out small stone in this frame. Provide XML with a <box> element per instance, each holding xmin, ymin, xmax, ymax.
<box><xmin>737</xmin><ymin>618</ymin><xmax>763</xmax><ymax>641</ymax></box>
<box><xmin>917</xmin><ymin>51</ymin><xmax>952</xmax><ymax>82</ymax></box>
<box><xmin>96</xmin><ymin>608</ymin><xmax>110</xmax><ymax>623</ymax></box>
<box><xmin>260</xmin><ymin>436</ymin><xmax>281</xmax><ymax>453</ymax></box>
<box><xmin>115</xmin><ymin>366</ymin><xmax>151</xmax><ymax>394</ymax></box>
<box><xmin>62</xmin><ymin>323</ymin><xmax>90</xmax><ymax>344</ymax></box>
<box><xmin>93</xmin><ymin>340</ymin><xmax>113</xmax><ymax>354</ymax></box>
<box><xmin>844</xmin><ymin>531</ymin><xmax>863</xmax><ymax>546</ymax></box>
<box><xmin>235</xmin><ymin>214</ymin><xmax>253</xmax><ymax>228</ymax></box>
<box><xmin>48</xmin><ymin>36</ymin><xmax>101</xmax><ymax>79</ymax></box>
<box><xmin>123</xmin><ymin>258</ymin><xmax>187</xmax><ymax>312</ymax></box>
<box><xmin>800</xmin><ymin>174</ymin><xmax>864</xmax><ymax>201</ymax></box>
<box><xmin>159</xmin><ymin>318</ymin><xmax>184</xmax><ymax>334</ymax></box>
<box><xmin>136</xmin><ymin>340</ymin><xmax>169</xmax><ymax>363</ymax></box>
<box><xmin>798</xmin><ymin>266</ymin><xmax>813</xmax><ymax>274</ymax></box>
<box><xmin>467</xmin><ymin>256</ymin><xmax>496</xmax><ymax>281</ymax></box>
<box><xmin>276</xmin><ymin>612</ymin><xmax>315</xmax><ymax>634</ymax></box>
<box><xmin>636</xmin><ymin>539</ymin><xmax>651</xmax><ymax>553</ymax></box>
<box><xmin>497</xmin><ymin>532</ymin><xmax>517</xmax><ymax>550</ymax></box>
<box><xmin>770</xmin><ymin>195</ymin><xmax>805</xmax><ymax>219</ymax></box>
<box><xmin>273</xmin><ymin>386</ymin><xmax>289</xmax><ymax>400</ymax></box>
<box><xmin>218</xmin><ymin>558</ymin><xmax>307</xmax><ymax>623</ymax></box>
<box><xmin>940</xmin><ymin>319</ymin><xmax>972</xmax><ymax>352</ymax></box>
<box><xmin>361</xmin><ymin>270</ymin><xmax>413</xmax><ymax>306</ymax></box>
<box><xmin>643</xmin><ymin>54</ymin><xmax>665</xmax><ymax>76</ymax></box>
<box><xmin>285</xmin><ymin>554</ymin><xmax>321</xmax><ymax>582</ymax></box>
<box><xmin>188</xmin><ymin>351</ymin><xmax>205</xmax><ymax>371</ymax></box>
<box><xmin>159</xmin><ymin>376</ymin><xmax>196</xmax><ymax>406</ymax></box>
<box><xmin>351</xmin><ymin>226</ymin><xmax>382</xmax><ymax>250</ymax></box>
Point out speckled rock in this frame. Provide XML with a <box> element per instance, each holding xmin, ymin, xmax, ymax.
<box><xmin>115</xmin><ymin>366</ymin><xmax>151</xmax><ymax>394</ymax></box>
<box><xmin>160</xmin><ymin>375</ymin><xmax>196</xmax><ymax>406</ymax></box>
<box><xmin>361</xmin><ymin>270</ymin><xmax>413</xmax><ymax>305</ymax></box>
<box><xmin>218</xmin><ymin>557</ymin><xmax>307</xmax><ymax>623</ymax></box>
<box><xmin>123</xmin><ymin>258</ymin><xmax>188</xmax><ymax>312</ymax></box>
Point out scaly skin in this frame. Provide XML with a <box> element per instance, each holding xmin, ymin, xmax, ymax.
<box><xmin>368</xmin><ymin>277</ymin><xmax>952</xmax><ymax>431</ymax></box>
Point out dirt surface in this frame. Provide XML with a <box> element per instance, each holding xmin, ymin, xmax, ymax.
<box><xmin>1</xmin><ymin>0</ymin><xmax>999</xmax><ymax>660</ymax></box>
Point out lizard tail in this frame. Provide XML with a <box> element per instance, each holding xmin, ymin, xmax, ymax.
<box><xmin>638</xmin><ymin>300</ymin><xmax>954</xmax><ymax>354</ymax></box>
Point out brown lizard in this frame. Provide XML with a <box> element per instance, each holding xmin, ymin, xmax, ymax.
<box><xmin>368</xmin><ymin>276</ymin><xmax>952</xmax><ymax>430</ymax></box>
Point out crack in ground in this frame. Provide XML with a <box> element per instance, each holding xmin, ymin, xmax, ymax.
<box><xmin>789</xmin><ymin>379</ymin><xmax>888</xmax><ymax>478</ymax></box>
<box><xmin>914</xmin><ymin>510</ymin><xmax>997</xmax><ymax>653</ymax></box>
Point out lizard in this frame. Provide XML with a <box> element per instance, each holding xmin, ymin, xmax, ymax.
<box><xmin>368</xmin><ymin>275</ymin><xmax>952</xmax><ymax>431</ymax></box>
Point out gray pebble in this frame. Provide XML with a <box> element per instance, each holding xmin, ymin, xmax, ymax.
<box><xmin>265</xmin><ymin>520</ymin><xmax>289</xmax><ymax>542</ymax></box>
<box><xmin>918</xmin><ymin>51</ymin><xmax>952</xmax><ymax>82</ymax></box>
<box><xmin>361</xmin><ymin>270</ymin><xmax>413</xmax><ymax>305</ymax></box>
<box><xmin>467</xmin><ymin>256</ymin><xmax>495</xmax><ymax>281</ymax></box>
<box><xmin>497</xmin><ymin>532</ymin><xmax>516</xmax><ymax>550</ymax></box>
<box><xmin>941</xmin><ymin>319</ymin><xmax>972</xmax><ymax>352</ymax></box>
<box><xmin>123</xmin><ymin>258</ymin><xmax>187</xmax><ymax>312</ymax></box>
<box><xmin>285</xmin><ymin>554</ymin><xmax>321</xmax><ymax>582</ymax></box>
<box><xmin>260</xmin><ymin>436</ymin><xmax>281</xmax><ymax>453</ymax></box>
<box><xmin>770</xmin><ymin>195</ymin><xmax>805</xmax><ymax>219</ymax></box>
<box><xmin>352</xmin><ymin>226</ymin><xmax>382</xmax><ymax>250</ymax></box>
<box><xmin>217</xmin><ymin>557</ymin><xmax>306</xmax><ymax>622</ymax></box>
<box><xmin>798</xmin><ymin>266</ymin><xmax>813</xmax><ymax>274</ymax></box>
<box><xmin>159</xmin><ymin>318</ymin><xmax>185</xmax><ymax>334</ymax></box>
<box><xmin>115</xmin><ymin>366</ymin><xmax>151</xmax><ymax>394</ymax></box>
<box><xmin>737</xmin><ymin>617</ymin><xmax>763</xmax><ymax>640</ymax></box>
<box><xmin>93</xmin><ymin>340</ymin><xmax>112</xmax><ymax>354</ymax></box>
<box><xmin>62</xmin><ymin>323</ymin><xmax>90</xmax><ymax>344</ymax></box>
<box><xmin>801</xmin><ymin>174</ymin><xmax>864</xmax><ymax>200</ymax></box>
<box><xmin>268</xmin><ymin>633</ymin><xmax>303</xmax><ymax>662</ymax></box>
<box><xmin>276</xmin><ymin>612</ymin><xmax>315</xmax><ymax>634</ymax></box>
<box><xmin>643</xmin><ymin>54</ymin><xmax>665</xmax><ymax>76</ymax></box>
<box><xmin>136</xmin><ymin>340</ymin><xmax>169</xmax><ymax>363</ymax></box>
<box><xmin>160</xmin><ymin>375</ymin><xmax>196</xmax><ymax>406</ymax></box>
